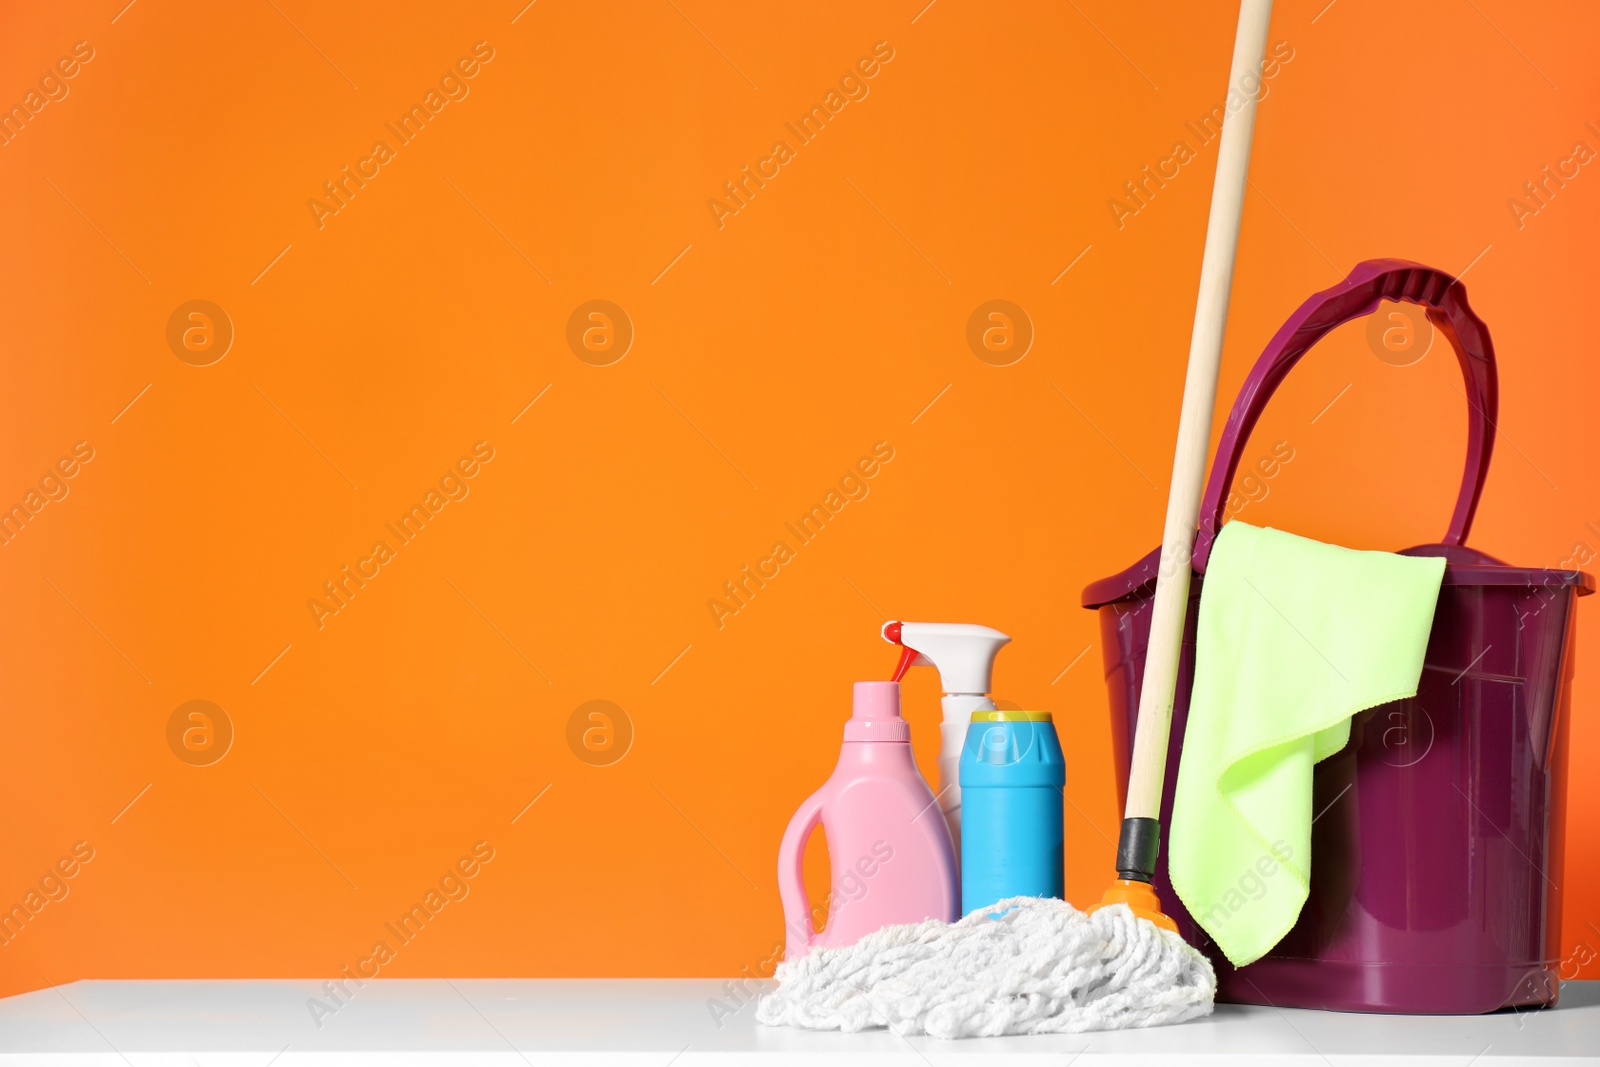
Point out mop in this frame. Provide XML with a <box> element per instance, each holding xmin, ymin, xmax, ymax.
<box><xmin>755</xmin><ymin>898</ymin><xmax>1214</xmax><ymax>1038</ymax></box>
<box><xmin>1089</xmin><ymin>0</ymin><xmax>1271</xmax><ymax>933</ymax></box>
<box><xmin>760</xmin><ymin>0</ymin><xmax>1274</xmax><ymax>1036</ymax></box>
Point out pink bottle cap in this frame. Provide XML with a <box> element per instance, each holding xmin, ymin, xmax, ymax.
<box><xmin>843</xmin><ymin>681</ymin><xmax>911</xmax><ymax>742</ymax></box>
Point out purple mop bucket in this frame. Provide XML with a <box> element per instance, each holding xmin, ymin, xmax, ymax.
<box><xmin>1083</xmin><ymin>259</ymin><xmax>1593</xmax><ymax>1014</ymax></box>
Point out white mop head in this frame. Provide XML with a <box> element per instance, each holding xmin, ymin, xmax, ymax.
<box><xmin>756</xmin><ymin>897</ymin><xmax>1215</xmax><ymax>1039</ymax></box>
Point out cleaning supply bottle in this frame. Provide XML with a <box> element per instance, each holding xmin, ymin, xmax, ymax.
<box><xmin>881</xmin><ymin>621</ymin><xmax>1011</xmax><ymax>864</ymax></box>
<box><xmin>959</xmin><ymin>710</ymin><xmax>1065</xmax><ymax>914</ymax></box>
<box><xmin>777</xmin><ymin>681</ymin><xmax>958</xmax><ymax>958</ymax></box>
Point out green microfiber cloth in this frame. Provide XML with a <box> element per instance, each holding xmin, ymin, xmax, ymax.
<box><xmin>1168</xmin><ymin>521</ymin><xmax>1444</xmax><ymax>967</ymax></box>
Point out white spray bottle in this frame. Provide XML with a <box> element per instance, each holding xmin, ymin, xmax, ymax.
<box><xmin>882</xmin><ymin>620</ymin><xmax>1011</xmax><ymax>867</ymax></box>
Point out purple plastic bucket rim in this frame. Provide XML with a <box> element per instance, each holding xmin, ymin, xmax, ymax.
<box><xmin>1080</xmin><ymin>258</ymin><xmax>1595</xmax><ymax>609</ymax></box>
<box><xmin>1083</xmin><ymin>542</ymin><xmax>1596</xmax><ymax>609</ymax></box>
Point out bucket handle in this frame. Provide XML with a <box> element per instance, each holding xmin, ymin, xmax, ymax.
<box><xmin>1192</xmin><ymin>258</ymin><xmax>1498</xmax><ymax>574</ymax></box>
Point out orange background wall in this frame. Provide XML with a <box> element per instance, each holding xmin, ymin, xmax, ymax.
<box><xmin>2</xmin><ymin>0</ymin><xmax>1597</xmax><ymax>998</ymax></box>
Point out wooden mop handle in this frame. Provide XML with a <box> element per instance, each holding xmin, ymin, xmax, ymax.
<box><xmin>1116</xmin><ymin>0</ymin><xmax>1275</xmax><ymax>881</ymax></box>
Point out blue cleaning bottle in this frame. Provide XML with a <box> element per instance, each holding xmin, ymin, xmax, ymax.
<box><xmin>958</xmin><ymin>710</ymin><xmax>1065</xmax><ymax>914</ymax></box>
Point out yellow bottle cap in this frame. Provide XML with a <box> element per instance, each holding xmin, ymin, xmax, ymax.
<box><xmin>969</xmin><ymin>710</ymin><xmax>1053</xmax><ymax>723</ymax></box>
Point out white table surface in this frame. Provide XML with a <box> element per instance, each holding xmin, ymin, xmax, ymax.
<box><xmin>0</xmin><ymin>978</ymin><xmax>1595</xmax><ymax>1065</ymax></box>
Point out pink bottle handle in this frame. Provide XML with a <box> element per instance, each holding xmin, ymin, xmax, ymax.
<box><xmin>1192</xmin><ymin>259</ymin><xmax>1498</xmax><ymax>573</ymax></box>
<box><xmin>776</xmin><ymin>791</ymin><xmax>824</xmax><ymax>958</ymax></box>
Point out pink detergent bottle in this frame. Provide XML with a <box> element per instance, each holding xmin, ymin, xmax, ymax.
<box><xmin>777</xmin><ymin>681</ymin><xmax>958</xmax><ymax>958</ymax></box>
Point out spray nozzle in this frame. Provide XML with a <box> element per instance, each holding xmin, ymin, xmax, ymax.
<box><xmin>882</xmin><ymin>620</ymin><xmax>1011</xmax><ymax>696</ymax></box>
